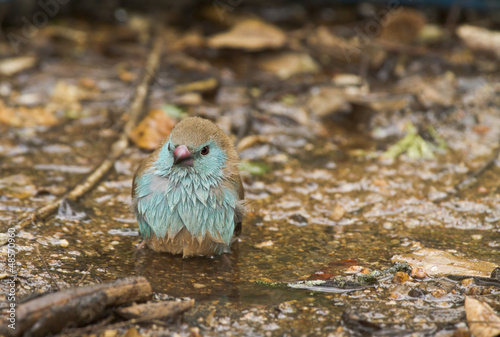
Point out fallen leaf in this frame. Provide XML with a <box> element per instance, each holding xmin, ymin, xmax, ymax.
<box><xmin>175</xmin><ymin>78</ymin><xmax>218</xmax><ymax>93</ymax></box>
<box><xmin>172</xmin><ymin>93</ymin><xmax>202</xmax><ymax>106</ymax></box>
<box><xmin>417</xmin><ymin>24</ymin><xmax>444</xmax><ymax>44</ymax></box>
<box><xmin>47</xmin><ymin>80</ymin><xmax>95</xmax><ymax>116</ymax></box>
<box><xmin>258</xmin><ymin>52</ymin><xmax>319</xmax><ymax>79</ymax></box>
<box><xmin>171</xmin><ymin>30</ymin><xmax>204</xmax><ymax>51</ymax></box>
<box><xmin>0</xmin><ymin>100</ymin><xmax>58</xmax><ymax>127</ymax></box>
<box><xmin>208</xmin><ymin>19</ymin><xmax>286</xmax><ymax>51</ymax></box>
<box><xmin>122</xmin><ymin>327</ymin><xmax>142</xmax><ymax>337</ymax></box>
<box><xmin>383</xmin><ymin>123</ymin><xmax>444</xmax><ymax>160</ymax></box>
<box><xmin>379</xmin><ymin>8</ymin><xmax>426</xmax><ymax>44</ymax></box>
<box><xmin>465</xmin><ymin>297</ymin><xmax>500</xmax><ymax>337</ymax></box>
<box><xmin>0</xmin><ymin>56</ymin><xmax>37</xmax><ymax>76</ymax></box>
<box><xmin>307</xmin><ymin>87</ymin><xmax>349</xmax><ymax>117</ymax></box>
<box><xmin>237</xmin><ymin>135</ymin><xmax>271</xmax><ymax>152</ymax></box>
<box><xmin>391</xmin><ymin>248</ymin><xmax>498</xmax><ymax>277</ymax></box>
<box><xmin>129</xmin><ymin>109</ymin><xmax>176</xmax><ymax>150</ymax></box>
<box><xmin>101</xmin><ymin>330</ymin><xmax>118</xmax><ymax>337</ymax></box>
<box><xmin>239</xmin><ymin>161</ymin><xmax>271</xmax><ymax>176</ymax></box>
<box><xmin>457</xmin><ymin>25</ymin><xmax>500</xmax><ymax>60</ymax></box>
<box><xmin>0</xmin><ymin>174</ymin><xmax>36</xmax><ymax>199</ymax></box>
<box><xmin>307</xmin><ymin>26</ymin><xmax>362</xmax><ymax>64</ymax></box>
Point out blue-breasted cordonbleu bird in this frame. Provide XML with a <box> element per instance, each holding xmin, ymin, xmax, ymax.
<box><xmin>132</xmin><ymin>117</ymin><xmax>244</xmax><ymax>257</ymax></box>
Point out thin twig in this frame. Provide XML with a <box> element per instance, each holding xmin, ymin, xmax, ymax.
<box><xmin>12</xmin><ymin>25</ymin><xmax>163</xmax><ymax>231</ymax></box>
<box><xmin>36</xmin><ymin>246</ymin><xmax>60</xmax><ymax>291</ymax></box>
<box><xmin>76</xmin><ymin>265</ymin><xmax>94</xmax><ymax>287</ymax></box>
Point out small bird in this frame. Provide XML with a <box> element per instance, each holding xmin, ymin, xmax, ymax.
<box><xmin>132</xmin><ymin>117</ymin><xmax>244</xmax><ymax>257</ymax></box>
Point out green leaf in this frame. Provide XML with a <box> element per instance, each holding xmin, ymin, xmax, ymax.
<box><xmin>383</xmin><ymin>123</ymin><xmax>446</xmax><ymax>160</ymax></box>
<box><xmin>239</xmin><ymin>161</ymin><xmax>270</xmax><ymax>176</ymax></box>
<box><xmin>161</xmin><ymin>104</ymin><xmax>187</xmax><ymax>119</ymax></box>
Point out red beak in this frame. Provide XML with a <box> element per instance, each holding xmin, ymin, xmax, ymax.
<box><xmin>173</xmin><ymin>145</ymin><xmax>193</xmax><ymax>166</ymax></box>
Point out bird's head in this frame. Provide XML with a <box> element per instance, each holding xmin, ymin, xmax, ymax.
<box><xmin>153</xmin><ymin>117</ymin><xmax>239</xmax><ymax>181</ymax></box>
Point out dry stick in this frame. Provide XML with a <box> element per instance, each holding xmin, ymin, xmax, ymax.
<box><xmin>13</xmin><ymin>27</ymin><xmax>163</xmax><ymax>231</ymax></box>
<box><xmin>2</xmin><ymin>276</ymin><xmax>153</xmax><ymax>337</ymax></box>
<box><xmin>77</xmin><ymin>264</ymin><xmax>94</xmax><ymax>287</ymax></box>
<box><xmin>63</xmin><ymin>300</ymin><xmax>195</xmax><ymax>336</ymax></box>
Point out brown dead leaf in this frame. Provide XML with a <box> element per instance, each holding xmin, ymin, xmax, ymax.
<box><xmin>307</xmin><ymin>26</ymin><xmax>387</xmax><ymax>68</ymax></box>
<box><xmin>122</xmin><ymin>327</ymin><xmax>142</xmax><ymax>337</ymax></box>
<box><xmin>457</xmin><ymin>25</ymin><xmax>500</xmax><ymax>60</ymax></box>
<box><xmin>0</xmin><ymin>100</ymin><xmax>58</xmax><ymax>127</ymax></box>
<box><xmin>172</xmin><ymin>93</ymin><xmax>203</xmax><ymax>106</ymax></box>
<box><xmin>258</xmin><ymin>52</ymin><xmax>319</xmax><ymax>79</ymax></box>
<box><xmin>0</xmin><ymin>174</ymin><xmax>36</xmax><ymax>199</ymax></box>
<box><xmin>379</xmin><ymin>8</ymin><xmax>426</xmax><ymax>44</ymax></box>
<box><xmin>129</xmin><ymin>109</ymin><xmax>176</xmax><ymax>150</ymax></box>
<box><xmin>465</xmin><ymin>297</ymin><xmax>500</xmax><ymax>337</ymax></box>
<box><xmin>237</xmin><ymin>135</ymin><xmax>271</xmax><ymax>152</ymax></box>
<box><xmin>391</xmin><ymin>248</ymin><xmax>498</xmax><ymax>277</ymax></box>
<box><xmin>307</xmin><ymin>87</ymin><xmax>349</xmax><ymax>117</ymax></box>
<box><xmin>49</xmin><ymin>80</ymin><xmax>95</xmax><ymax>115</ymax></box>
<box><xmin>307</xmin><ymin>26</ymin><xmax>362</xmax><ymax>64</ymax></box>
<box><xmin>175</xmin><ymin>78</ymin><xmax>218</xmax><ymax>93</ymax></box>
<box><xmin>207</xmin><ymin>19</ymin><xmax>286</xmax><ymax>51</ymax></box>
<box><xmin>0</xmin><ymin>56</ymin><xmax>37</xmax><ymax>77</ymax></box>
<box><xmin>171</xmin><ymin>30</ymin><xmax>204</xmax><ymax>51</ymax></box>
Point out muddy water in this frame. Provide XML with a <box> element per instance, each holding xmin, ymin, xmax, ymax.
<box><xmin>1</xmin><ymin>114</ymin><xmax>499</xmax><ymax>336</ymax></box>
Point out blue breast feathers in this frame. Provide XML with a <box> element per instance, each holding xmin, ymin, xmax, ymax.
<box><xmin>134</xmin><ymin>167</ymin><xmax>238</xmax><ymax>246</ymax></box>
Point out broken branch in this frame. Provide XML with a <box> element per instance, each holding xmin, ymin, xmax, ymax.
<box><xmin>0</xmin><ymin>276</ymin><xmax>152</xmax><ymax>337</ymax></box>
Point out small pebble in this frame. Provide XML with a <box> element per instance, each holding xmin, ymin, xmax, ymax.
<box><xmin>393</xmin><ymin>271</ymin><xmax>410</xmax><ymax>284</ymax></box>
<box><xmin>431</xmin><ymin>289</ymin><xmax>447</xmax><ymax>298</ymax></box>
<box><xmin>193</xmin><ymin>283</ymin><xmax>206</xmax><ymax>289</ymax></box>
<box><xmin>59</xmin><ymin>239</ymin><xmax>69</xmax><ymax>248</ymax></box>
<box><xmin>477</xmin><ymin>186</ymin><xmax>488</xmax><ymax>194</ymax></box>
<box><xmin>383</xmin><ymin>222</ymin><xmax>393</xmax><ymax>230</ymax></box>
<box><xmin>255</xmin><ymin>240</ymin><xmax>274</xmax><ymax>249</ymax></box>
<box><xmin>345</xmin><ymin>266</ymin><xmax>363</xmax><ymax>274</ymax></box>
<box><xmin>329</xmin><ymin>204</ymin><xmax>345</xmax><ymax>221</ymax></box>
<box><xmin>408</xmin><ymin>288</ymin><xmax>425</xmax><ymax>298</ymax></box>
<box><xmin>410</xmin><ymin>268</ymin><xmax>428</xmax><ymax>279</ymax></box>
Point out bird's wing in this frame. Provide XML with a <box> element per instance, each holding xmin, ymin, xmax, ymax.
<box><xmin>136</xmin><ymin>214</ymin><xmax>153</xmax><ymax>238</ymax></box>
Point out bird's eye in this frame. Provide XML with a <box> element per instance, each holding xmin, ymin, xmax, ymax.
<box><xmin>200</xmin><ymin>146</ymin><xmax>210</xmax><ymax>156</ymax></box>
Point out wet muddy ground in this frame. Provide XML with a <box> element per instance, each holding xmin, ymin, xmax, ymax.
<box><xmin>1</xmin><ymin>3</ymin><xmax>500</xmax><ymax>336</ymax></box>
